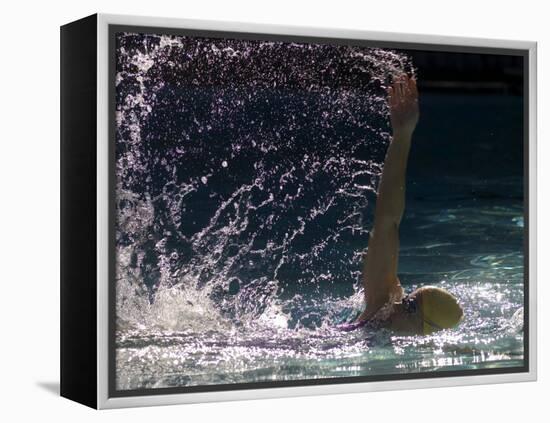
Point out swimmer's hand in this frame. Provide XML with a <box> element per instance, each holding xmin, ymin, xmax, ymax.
<box><xmin>387</xmin><ymin>74</ymin><xmax>419</xmax><ymax>138</ymax></box>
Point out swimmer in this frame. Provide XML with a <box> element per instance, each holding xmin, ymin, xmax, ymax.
<box><xmin>341</xmin><ymin>73</ymin><xmax>463</xmax><ymax>335</ymax></box>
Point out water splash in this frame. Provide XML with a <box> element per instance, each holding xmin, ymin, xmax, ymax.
<box><xmin>115</xmin><ymin>32</ymin><xmax>412</xmax><ymax>331</ymax></box>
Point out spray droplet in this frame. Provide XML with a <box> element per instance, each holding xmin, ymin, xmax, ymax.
<box><xmin>228</xmin><ymin>279</ymin><xmax>240</xmax><ymax>295</ymax></box>
<box><xmin>201</xmin><ymin>176</ymin><xmax>208</xmax><ymax>184</ymax></box>
<box><xmin>222</xmin><ymin>160</ymin><xmax>228</xmax><ymax>168</ymax></box>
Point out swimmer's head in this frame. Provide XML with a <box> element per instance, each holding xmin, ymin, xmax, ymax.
<box><xmin>390</xmin><ymin>286</ymin><xmax>463</xmax><ymax>335</ymax></box>
<box><xmin>414</xmin><ymin>286</ymin><xmax>463</xmax><ymax>334</ymax></box>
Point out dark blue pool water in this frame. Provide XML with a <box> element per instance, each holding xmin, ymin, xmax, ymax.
<box><xmin>114</xmin><ymin>33</ymin><xmax>524</xmax><ymax>390</ymax></box>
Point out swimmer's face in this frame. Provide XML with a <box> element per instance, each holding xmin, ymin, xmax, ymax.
<box><xmin>389</xmin><ymin>286</ymin><xmax>464</xmax><ymax>335</ymax></box>
<box><xmin>389</xmin><ymin>299</ymin><xmax>424</xmax><ymax>334</ymax></box>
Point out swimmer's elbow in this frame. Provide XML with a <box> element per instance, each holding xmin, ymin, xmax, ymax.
<box><xmin>372</xmin><ymin>216</ymin><xmax>400</xmax><ymax>235</ymax></box>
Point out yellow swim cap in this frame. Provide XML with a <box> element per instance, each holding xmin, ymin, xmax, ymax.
<box><xmin>417</xmin><ymin>286</ymin><xmax>463</xmax><ymax>334</ymax></box>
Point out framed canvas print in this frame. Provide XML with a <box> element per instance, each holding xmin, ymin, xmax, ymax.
<box><xmin>60</xmin><ymin>13</ymin><xmax>537</xmax><ymax>409</ymax></box>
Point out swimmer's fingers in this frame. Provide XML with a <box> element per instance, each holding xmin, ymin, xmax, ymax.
<box><xmin>395</xmin><ymin>76</ymin><xmax>405</xmax><ymax>99</ymax></box>
<box><xmin>399</xmin><ymin>74</ymin><xmax>416</xmax><ymax>102</ymax></box>
<box><xmin>407</xmin><ymin>77</ymin><xmax>418</xmax><ymax>103</ymax></box>
<box><xmin>389</xmin><ymin>79</ymin><xmax>404</xmax><ymax>104</ymax></box>
<box><xmin>409</xmin><ymin>77</ymin><xmax>418</xmax><ymax>98</ymax></box>
<box><xmin>387</xmin><ymin>86</ymin><xmax>398</xmax><ymax>107</ymax></box>
<box><xmin>388</xmin><ymin>74</ymin><xmax>417</xmax><ymax>109</ymax></box>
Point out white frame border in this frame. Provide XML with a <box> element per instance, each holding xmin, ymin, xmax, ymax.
<box><xmin>96</xmin><ymin>13</ymin><xmax>537</xmax><ymax>409</ymax></box>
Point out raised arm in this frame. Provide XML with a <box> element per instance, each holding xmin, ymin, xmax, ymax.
<box><xmin>358</xmin><ymin>74</ymin><xmax>419</xmax><ymax>321</ymax></box>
